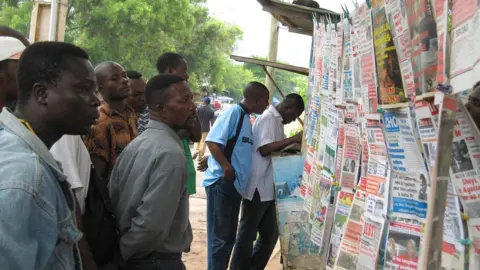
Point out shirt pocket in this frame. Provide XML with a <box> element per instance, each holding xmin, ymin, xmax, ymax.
<box><xmin>52</xmin><ymin>215</ymin><xmax>82</xmax><ymax>270</ymax></box>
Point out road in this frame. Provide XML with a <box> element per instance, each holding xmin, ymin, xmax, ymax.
<box><xmin>183</xmin><ymin>146</ymin><xmax>282</xmax><ymax>269</ymax></box>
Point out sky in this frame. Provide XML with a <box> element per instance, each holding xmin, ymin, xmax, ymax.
<box><xmin>205</xmin><ymin>0</ymin><xmax>355</xmax><ymax>68</ymax></box>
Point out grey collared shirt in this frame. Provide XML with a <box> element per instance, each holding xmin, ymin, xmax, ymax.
<box><xmin>108</xmin><ymin>119</ymin><xmax>192</xmax><ymax>260</ymax></box>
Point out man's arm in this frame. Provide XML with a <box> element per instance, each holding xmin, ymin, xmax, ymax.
<box><xmin>0</xmin><ymin>189</ymin><xmax>49</xmax><ymax>269</ymax></box>
<box><xmin>119</xmin><ymin>166</ymin><xmax>185</xmax><ymax>260</ymax></box>
<box><xmin>83</xmin><ymin>125</ymin><xmax>111</xmax><ymax>179</ymax></box>
<box><xmin>258</xmin><ymin>132</ymin><xmax>303</xmax><ymax>157</ymax></box>
<box><xmin>206</xmin><ymin>142</ymin><xmax>234</xmax><ymax>181</ymax></box>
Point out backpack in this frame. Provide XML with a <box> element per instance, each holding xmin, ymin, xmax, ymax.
<box><xmin>224</xmin><ymin>104</ymin><xmax>247</xmax><ymax>162</ymax></box>
<box><xmin>82</xmin><ymin>165</ymin><xmax>120</xmax><ymax>267</ymax></box>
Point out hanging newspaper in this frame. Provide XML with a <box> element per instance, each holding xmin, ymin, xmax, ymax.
<box><xmin>273</xmin><ymin>155</ymin><xmax>322</xmax><ymax>269</ymax></box>
<box><xmin>384</xmin><ymin>0</ymin><xmax>417</xmax><ymax>98</ymax></box>
<box><xmin>472</xmin><ymin>0</ymin><xmax>480</xmax><ymax>80</ymax></box>
<box><xmin>357</xmin><ymin>6</ymin><xmax>378</xmax><ymax>114</ymax></box>
<box><xmin>383</xmin><ymin>108</ymin><xmax>430</xmax><ymax>222</ymax></box>
<box><xmin>404</xmin><ymin>0</ymin><xmax>439</xmax><ymax>95</ymax></box>
<box><xmin>449</xmin><ymin>101</ymin><xmax>480</xmax><ymax>269</ymax></box>
<box><xmin>333</xmin><ymin>190</ymin><xmax>368</xmax><ymax>270</ymax></box>
<box><xmin>321</xmin><ymin>24</ymin><xmax>332</xmax><ymax>97</ymax></box>
<box><xmin>356</xmin><ymin>216</ymin><xmax>386</xmax><ymax>270</ymax></box>
<box><xmin>372</xmin><ymin>4</ymin><xmax>409</xmax><ymax>108</ymax></box>
<box><xmin>450</xmin><ymin>0</ymin><xmax>476</xmax><ymax>93</ymax></box>
<box><xmin>310</xmin><ymin>172</ymin><xmax>333</xmax><ymax>248</ymax></box>
<box><xmin>329</xmin><ymin>23</ymin><xmax>339</xmax><ymax>96</ymax></box>
<box><xmin>342</xmin><ymin>17</ymin><xmax>355</xmax><ymax>102</ymax></box>
<box><xmin>351</xmin><ymin>8</ymin><xmax>362</xmax><ymax>101</ymax></box>
<box><xmin>336</xmin><ymin>22</ymin><xmax>345</xmax><ymax>106</ymax></box>
<box><xmin>326</xmin><ymin>191</ymin><xmax>355</xmax><ymax>270</ymax></box>
<box><xmin>323</xmin><ymin>98</ymin><xmax>340</xmax><ymax>174</ymax></box>
<box><xmin>384</xmin><ymin>218</ymin><xmax>423</xmax><ymax>269</ymax></box>
<box><xmin>335</xmin><ymin>110</ymin><xmax>346</xmax><ymax>180</ymax></box>
<box><xmin>339</xmin><ymin>122</ymin><xmax>360</xmax><ymax>189</ymax></box>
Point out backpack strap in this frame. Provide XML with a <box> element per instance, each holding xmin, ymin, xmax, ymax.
<box><xmin>223</xmin><ymin>104</ymin><xmax>247</xmax><ymax>162</ymax></box>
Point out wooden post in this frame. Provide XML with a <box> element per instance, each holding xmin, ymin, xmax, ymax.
<box><xmin>29</xmin><ymin>0</ymin><xmax>68</xmax><ymax>42</ymax></box>
<box><xmin>266</xmin><ymin>15</ymin><xmax>279</xmax><ymax>103</ymax></box>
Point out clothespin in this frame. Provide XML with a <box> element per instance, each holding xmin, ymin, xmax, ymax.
<box><xmin>332</xmin><ymin>181</ymin><xmax>340</xmax><ymax>187</ymax></box>
<box><xmin>461</xmin><ymin>213</ymin><xmax>470</xmax><ymax>221</ymax></box>
<box><xmin>366</xmin><ymin>0</ymin><xmax>371</xmax><ymax>9</ymax></box>
<box><xmin>324</xmin><ymin>16</ymin><xmax>328</xmax><ymax>31</ymax></box>
<box><xmin>460</xmin><ymin>238</ymin><xmax>472</xmax><ymax>245</ymax></box>
<box><xmin>376</xmin><ymin>108</ymin><xmax>385</xmax><ymax>113</ymax></box>
<box><xmin>421</xmin><ymin>224</ymin><xmax>425</xmax><ymax>234</ymax></box>
<box><xmin>332</xmin><ymin>174</ymin><xmax>336</xmax><ymax>179</ymax></box>
<box><xmin>437</xmin><ymin>83</ymin><xmax>453</xmax><ymax>94</ymax></box>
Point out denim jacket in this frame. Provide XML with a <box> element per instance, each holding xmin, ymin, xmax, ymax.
<box><xmin>0</xmin><ymin>109</ymin><xmax>83</xmax><ymax>270</ymax></box>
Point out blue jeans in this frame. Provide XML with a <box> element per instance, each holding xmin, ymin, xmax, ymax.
<box><xmin>120</xmin><ymin>253</ymin><xmax>185</xmax><ymax>270</ymax></box>
<box><xmin>230</xmin><ymin>190</ymin><xmax>279</xmax><ymax>270</ymax></box>
<box><xmin>205</xmin><ymin>178</ymin><xmax>242</xmax><ymax>270</ymax></box>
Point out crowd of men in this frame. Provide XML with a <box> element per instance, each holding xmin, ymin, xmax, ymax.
<box><xmin>0</xmin><ymin>26</ymin><xmax>305</xmax><ymax>270</ymax></box>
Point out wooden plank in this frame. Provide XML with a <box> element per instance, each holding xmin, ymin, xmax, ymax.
<box><xmin>230</xmin><ymin>55</ymin><xmax>309</xmax><ymax>76</ymax></box>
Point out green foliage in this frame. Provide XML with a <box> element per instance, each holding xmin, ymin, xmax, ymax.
<box><xmin>243</xmin><ymin>56</ymin><xmax>307</xmax><ymax>102</ymax></box>
<box><xmin>0</xmin><ymin>0</ymin><xmax>306</xmax><ymax>100</ymax></box>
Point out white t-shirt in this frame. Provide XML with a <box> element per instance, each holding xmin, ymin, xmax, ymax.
<box><xmin>50</xmin><ymin>135</ymin><xmax>91</xmax><ymax>214</ymax></box>
<box><xmin>245</xmin><ymin>105</ymin><xmax>285</xmax><ymax>202</ymax></box>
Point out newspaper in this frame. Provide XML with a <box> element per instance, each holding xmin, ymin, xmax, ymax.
<box><xmin>310</xmin><ymin>172</ymin><xmax>333</xmax><ymax>248</ymax></box>
<box><xmin>336</xmin><ymin>22</ymin><xmax>345</xmax><ymax>106</ymax></box>
<box><xmin>450</xmin><ymin>0</ymin><xmax>477</xmax><ymax>93</ymax></box>
<box><xmin>339</xmin><ymin>123</ymin><xmax>360</xmax><ymax>189</ymax></box>
<box><xmin>372</xmin><ymin>5</ymin><xmax>409</xmax><ymax>108</ymax></box>
<box><xmin>333</xmin><ymin>190</ymin><xmax>368</xmax><ymax>270</ymax></box>
<box><xmin>357</xmin><ymin>216</ymin><xmax>386</xmax><ymax>270</ymax></box>
<box><xmin>384</xmin><ymin>0</ymin><xmax>417</xmax><ymax>97</ymax></box>
<box><xmin>335</xmin><ymin>110</ymin><xmax>346</xmax><ymax>181</ymax></box>
<box><xmin>323</xmin><ymin>98</ymin><xmax>340</xmax><ymax>174</ymax></box>
<box><xmin>449</xmin><ymin>102</ymin><xmax>480</xmax><ymax>269</ymax></box>
<box><xmin>352</xmin><ymin>8</ymin><xmax>362</xmax><ymax>101</ymax></box>
<box><xmin>405</xmin><ymin>0</ymin><xmax>439</xmax><ymax>95</ymax></box>
<box><xmin>326</xmin><ymin>191</ymin><xmax>355</xmax><ymax>270</ymax></box>
<box><xmin>329</xmin><ymin>23</ymin><xmax>339</xmax><ymax>96</ymax></box>
<box><xmin>273</xmin><ymin>155</ymin><xmax>322</xmax><ymax>267</ymax></box>
<box><xmin>342</xmin><ymin>16</ymin><xmax>355</xmax><ymax>102</ymax></box>
<box><xmin>321</xmin><ymin>25</ymin><xmax>332</xmax><ymax>97</ymax></box>
<box><xmin>384</xmin><ymin>220</ymin><xmax>423</xmax><ymax>269</ymax></box>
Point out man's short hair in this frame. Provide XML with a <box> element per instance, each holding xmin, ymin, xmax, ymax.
<box><xmin>243</xmin><ymin>81</ymin><xmax>269</xmax><ymax>99</ymax></box>
<box><xmin>145</xmin><ymin>74</ymin><xmax>186</xmax><ymax>107</ymax></box>
<box><xmin>126</xmin><ymin>70</ymin><xmax>142</xmax><ymax>80</ymax></box>
<box><xmin>284</xmin><ymin>93</ymin><xmax>305</xmax><ymax>111</ymax></box>
<box><xmin>17</xmin><ymin>42</ymin><xmax>89</xmax><ymax>103</ymax></box>
<box><xmin>474</xmin><ymin>81</ymin><xmax>480</xmax><ymax>90</ymax></box>
<box><xmin>156</xmin><ymin>52</ymin><xmax>184</xmax><ymax>73</ymax></box>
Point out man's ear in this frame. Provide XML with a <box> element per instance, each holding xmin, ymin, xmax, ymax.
<box><xmin>32</xmin><ymin>82</ymin><xmax>48</xmax><ymax>105</ymax></box>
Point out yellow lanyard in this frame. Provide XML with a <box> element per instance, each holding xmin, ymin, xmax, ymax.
<box><xmin>18</xmin><ymin>119</ymin><xmax>36</xmax><ymax>135</ymax></box>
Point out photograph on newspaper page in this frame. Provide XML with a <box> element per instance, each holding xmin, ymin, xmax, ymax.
<box><xmin>384</xmin><ymin>222</ymin><xmax>422</xmax><ymax>270</ymax></box>
<box><xmin>326</xmin><ymin>191</ymin><xmax>355</xmax><ymax>270</ymax></box>
<box><xmin>372</xmin><ymin>5</ymin><xmax>409</xmax><ymax>108</ymax></box>
<box><xmin>333</xmin><ymin>190</ymin><xmax>367</xmax><ymax>270</ymax></box>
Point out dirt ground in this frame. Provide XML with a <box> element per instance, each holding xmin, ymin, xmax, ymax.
<box><xmin>183</xmin><ymin>163</ymin><xmax>282</xmax><ymax>270</ymax></box>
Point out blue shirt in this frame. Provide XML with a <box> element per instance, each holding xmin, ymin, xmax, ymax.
<box><xmin>202</xmin><ymin>104</ymin><xmax>253</xmax><ymax>196</ymax></box>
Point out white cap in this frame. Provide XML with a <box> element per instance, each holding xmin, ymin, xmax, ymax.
<box><xmin>0</xmin><ymin>36</ymin><xmax>26</xmax><ymax>61</ymax></box>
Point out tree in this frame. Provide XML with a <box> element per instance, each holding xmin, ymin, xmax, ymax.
<box><xmin>243</xmin><ymin>56</ymin><xmax>307</xmax><ymax>102</ymax></box>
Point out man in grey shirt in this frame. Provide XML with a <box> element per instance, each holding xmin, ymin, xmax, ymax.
<box><xmin>108</xmin><ymin>74</ymin><xmax>196</xmax><ymax>270</ymax></box>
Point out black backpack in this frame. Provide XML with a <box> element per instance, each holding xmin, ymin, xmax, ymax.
<box><xmin>82</xmin><ymin>165</ymin><xmax>120</xmax><ymax>267</ymax></box>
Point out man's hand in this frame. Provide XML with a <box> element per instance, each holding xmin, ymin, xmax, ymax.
<box><xmin>223</xmin><ymin>164</ymin><xmax>235</xmax><ymax>182</ymax></box>
<box><xmin>197</xmin><ymin>156</ymin><xmax>209</xmax><ymax>172</ymax></box>
<box><xmin>292</xmin><ymin>131</ymin><xmax>303</xmax><ymax>143</ymax></box>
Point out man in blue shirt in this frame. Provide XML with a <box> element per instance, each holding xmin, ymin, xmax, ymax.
<box><xmin>203</xmin><ymin>82</ymin><xmax>269</xmax><ymax>270</ymax></box>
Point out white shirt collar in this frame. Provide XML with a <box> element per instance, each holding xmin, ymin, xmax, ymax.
<box><xmin>268</xmin><ymin>105</ymin><xmax>283</xmax><ymax>121</ymax></box>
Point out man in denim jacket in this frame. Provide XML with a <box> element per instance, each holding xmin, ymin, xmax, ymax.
<box><xmin>0</xmin><ymin>42</ymin><xmax>101</xmax><ymax>269</ymax></box>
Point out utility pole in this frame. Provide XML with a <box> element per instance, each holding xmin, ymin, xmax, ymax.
<box><xmin>29</xmin><ymin>0</ymin><xmax>68</xmax><ymax>42</ymax></box>
<box><xmin>266</xmin><ymin>15</ymin><xmax>279</xmax><ymax>103</ymax></box>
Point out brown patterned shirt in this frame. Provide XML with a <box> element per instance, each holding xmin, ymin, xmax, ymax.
<box><xmin>84</xmin><ymin>103</ymin><xmax>138</xmax><ymax>177</ymax></box>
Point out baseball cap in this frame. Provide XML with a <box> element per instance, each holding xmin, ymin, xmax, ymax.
<box><xmin>0</xmin><ymin>36</ymin><xmax>26</xmax><ymax>61</ymax></box>
<box><xmin>203</xmin><ymin>97</ymin><xmax>211</xmax><ymax>104</ymax></box>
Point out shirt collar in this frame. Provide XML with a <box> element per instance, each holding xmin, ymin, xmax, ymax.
<box><xmin>146</xmin><ymin>119</ymin><xmax>182</xmax><ymax>145</ymax></box>
<box><xmin>0</xmin><ymin>108</ymin><xmax>67</xmax><ymax>181</ymax></box>
<box><xmin>99</xmin><ymin>103</ymin><xmax>135</xmax><ymax>117</ymax></box>
<box><xmin>268</xmin><ymin>105</ymin><xmax>283</xmax><ymax>122</ymax></box>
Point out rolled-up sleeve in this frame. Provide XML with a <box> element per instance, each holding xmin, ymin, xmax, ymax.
<box><xmin>120</xmin><ymin>166</ymin><xmax>185</xmax><ymax>260</ymax></box>
<box><xmin>0</xmin><ymin>188</ymin><xmax>51</xmax><ymax>269</ymax></box>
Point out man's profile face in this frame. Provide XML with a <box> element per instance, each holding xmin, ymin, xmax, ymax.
<box><xmin>160</xmin><ymin>81</ymin><xmax>196</xmax><ymax>129</ymax></box>
<box><xmin>283</xmin><ymin>106</ymin><xmax>302</xmax><ymax>124</ymax></box>
<box><xmin>254</xmin><ymin>92</ymin><xmax>269</xmax><ymax>114</ymax></box>
<box><xmin>126</xmin><ymin>78</ymin><xmax>146</xmax><ymax>113</ymax></box>
<box><xmin>46</xmin><ymin>56</ymin><xmax>100</xmax><ymax>135</ymax></box>
<box><xmin>0</xmin><ymin>60</ymin><xmax>18</xmax><ymax>103</ymax></box>
<box><xmin>100</xmin><ymin>63</ymin><xmax>131</xmax><ymax>101</ymax></box>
